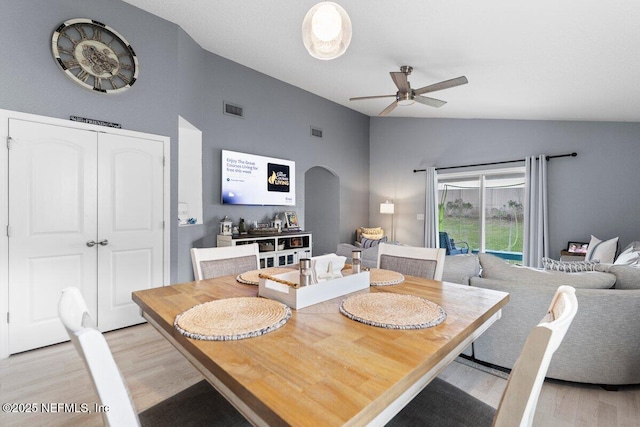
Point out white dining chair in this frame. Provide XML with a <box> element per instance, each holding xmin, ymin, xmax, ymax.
<box><xmin>387</xmin><ymin>285</ymin><xmax>579</xmax><ymax>427</ymax></box>
<box><xmin>377</xmin><ymin>243</ymin><xmax>446</xmax><ymax>281</ymax></box>
<box><xmin>58</xmin><ymin>287</ymin><xmax>249</xmax><ymax>427</ymax></box>
<box><xmin>191</xmin><ymin>243</ymin><xmax>260</xmax><ymax>280</ymax></box>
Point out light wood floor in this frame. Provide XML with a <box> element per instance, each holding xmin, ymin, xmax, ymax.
<box><xmin>1</xmin><ymin>323</ymin><xmax>638</xmax><ymax>426</ymax></box>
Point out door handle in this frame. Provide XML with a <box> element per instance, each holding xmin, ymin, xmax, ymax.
<box><xmin>86</xmin><ymin>240</ymin><xmax>109</xmax><ymax>247</ymax></box>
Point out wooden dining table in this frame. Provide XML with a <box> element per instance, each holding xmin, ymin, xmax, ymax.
<box><xmin>132</xmin><ymin>272</ymin><xmax>509</xmax><ymax>427</ymax></box>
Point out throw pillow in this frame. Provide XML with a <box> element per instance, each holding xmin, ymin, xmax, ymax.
<box><xmin>361</xmin><ymin>227</ymin><xmax>383</xmax><ymax>235</ymax></box>
<box><xmin>361</xmin><ymin>236</ymin><xmax>387</xmax><ymax>248</ymax></box>
<box><xmin>614</xmin><ymin>251</ymin><xmax>640</xmax><ymax>266</ymax></box>
<box><xmin>613</xmin><ymin>243</ymin><xmax>640</xmax><ymax>266</ymax></box>
<box><xmin>621</xmin><ymin>241</ymin><xmax>640</xmax><ymax>253</ymax></box>
<box><xmin>361</xmin><ymin>232</ymin><xmax>384</xmax><ymax>240</ymax></box>
<box><xmin>584</xmin><ymin>235</ymin><xmax>619</xmax><ymax>263</ymax></box>
<box><xmin>542</xmin><ymin>257</ymin><xmax>600</xmax><ymax>272</ymax></box>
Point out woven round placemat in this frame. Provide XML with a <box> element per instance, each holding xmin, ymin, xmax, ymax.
<box><xmin>236</xmin><ymin>267</ymin><xmax>296</xmax><ymax>285</ymax></box>
<box><xmin>340</xmin><ymin>293</ymin><xmax>446</xmax><ymax>329</ymax></box>
<box><xmin>174</xmin><ymin>297</ymin><xmax>291</xmax><ymax>340</ymax></box>
<box><xmin>368</xmin><ymin>268</ymin><xmax>405</xmax><ymax>286</ymax></box>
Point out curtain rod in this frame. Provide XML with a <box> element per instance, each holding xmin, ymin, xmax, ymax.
<box><xmin>413</xmin><ymin>152</ymin><xmax>577</xmax><ymax>173</ymax></box>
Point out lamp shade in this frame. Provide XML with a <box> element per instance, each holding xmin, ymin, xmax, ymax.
<box><xmin>380</xmin><ymin>202</ymin><xmax>395</xmax><ymax>214</ymax></box>
<box><xmin>302</xmin><ymin>2</ymin><xmax>352</xmax><ymax>60</ymax></box>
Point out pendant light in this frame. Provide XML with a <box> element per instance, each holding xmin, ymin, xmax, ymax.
<box><xmin>302</xmin><ymin>2</ymin><xmax>352</xmax><ymax>60</ymax></box>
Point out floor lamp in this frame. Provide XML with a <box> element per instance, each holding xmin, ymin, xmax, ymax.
<box><xmin>380</xmin><ymin>200</ymin><xmax>395</xmax><ymax>242</ymax></box>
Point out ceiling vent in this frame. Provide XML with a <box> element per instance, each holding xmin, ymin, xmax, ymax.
<box><xmin>224</xmin><ymin>102</ymin><xmax>244</xmax><ymax>118</ymax></box>
<box><xmin>310</xmin><ymin>127</ymin><xmax>323</xmax><ymax>138</ymax></box>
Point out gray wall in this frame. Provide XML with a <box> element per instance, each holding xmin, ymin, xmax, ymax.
<box><xmin>1</xmin><ymin>0</ymin><xmax>371</xmax><ymax>283</ymax></box>
<box><xmin>370</xmin><ymin>118</ymin><xmax>640</xmax><ymax>255</ymax></box>
<box><xmin>305</xmin><ymin>166</ymin><xmax>340</xmax><ymax>256</ymax></box>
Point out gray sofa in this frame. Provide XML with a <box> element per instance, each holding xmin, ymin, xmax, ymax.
<box><xmin>469</xmin><ymin>253</ymin><xmax>640</xmax><ymax>386</ymax></box>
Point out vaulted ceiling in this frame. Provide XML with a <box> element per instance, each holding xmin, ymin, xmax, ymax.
<box><xmin>123</xmin><ymin>0</ymin><xmax>640</xmax><ymax>122</ymax></box>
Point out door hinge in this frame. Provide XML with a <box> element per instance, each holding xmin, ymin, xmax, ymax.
<box><xmin>6</xmin><ymin>312</ymin><xmax>9</xmax><ymax>324</ymax></box>
<box><xmin>6</xmin><ymin>136</ymin><xmax>12</xmax><ymax>149</ymax></box>
<box><xmin>6</xmin><ymin>225</ymin><xmax>11</xmax><ymax>237</ymax></box>
<box><xmin>162</xmin><ymin>156</ymin><xmax>166</xmax><ymax>166</ymax></box>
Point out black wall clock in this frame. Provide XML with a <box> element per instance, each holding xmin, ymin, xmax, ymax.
<box><xmin>52</xmin><ymin>18</ymin><xmax>139</xmax><ymax>94</ymax></box>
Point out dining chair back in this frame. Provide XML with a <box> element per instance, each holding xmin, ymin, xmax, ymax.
<box><xmin>493</xmin><ymin>285</ymin><xmax>578</xmax><ymax>427</ymax></box>
<box><xmin>58</xmin><ymin>287</ymin><xmax>250</xmax><ymax>427</ymax></box>
<box><xmin>58</xmin><ymin>286</ymin><xmax>142</xmax><ymax>426</ymax></box>
<box><xmin>387</xmin><ymin>285</ymin><xmax>578</xmax><ymax>427</ymax></box>
<box><xmin>191</xmin><ymin>243</ymin><xmax>260</xmax><ymax>280</ymax></box>
<box><xmin>377</xmin><ymin>243</ymin><xmax>446</xmax><ymax>281</ymax></box>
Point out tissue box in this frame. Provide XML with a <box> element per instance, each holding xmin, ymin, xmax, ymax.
<box><xmin>259</xmin><ymin>270</ymin><xmax>370</xmax><ymax>310</ymax></box>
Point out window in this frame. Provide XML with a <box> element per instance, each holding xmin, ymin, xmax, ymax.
<box><xmin>438</xmin><ymin>167</ymin><xmax>525</xmax><ymax>261</ymax></box>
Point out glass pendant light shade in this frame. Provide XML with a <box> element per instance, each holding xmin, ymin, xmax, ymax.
<box><xmin>302</xmin><ymin>2</ymin><xmax>352</xmax><ymax>60</ymax></box>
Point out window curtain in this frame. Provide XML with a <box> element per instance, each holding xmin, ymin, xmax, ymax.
<box><xmin>424</xmin><ymin>167</ymin><xmax>439</xmax><ymax>248</ymax></box>
<box><xmin>523</xmin><ymin>155</ymin><xmax>549</xmax><ymax>267</ymax></box>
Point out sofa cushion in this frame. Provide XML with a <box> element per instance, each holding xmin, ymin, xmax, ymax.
<box><xmin>585</xmin><ymin>235</ymin><xmax>618</xmax><ymax>263</ymax></box>
<box><xmin>595</xmin><ymin>264</ymin><xmax>640</xmax><ymax>290</ymax></box>
<box><xmin>479</xmin><ymin>253</ymin><xmax>615</xmax><ymax>289</ymax></box>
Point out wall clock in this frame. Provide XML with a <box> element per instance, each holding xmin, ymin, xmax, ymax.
<box><xmin>52</xmin><ymin>18</ymin><xmax>139</xmax><ymax>94</ymax></box>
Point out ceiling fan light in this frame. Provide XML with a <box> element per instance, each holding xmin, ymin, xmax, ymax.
<box><xmin>397</xmin><ymin>92</ymin><xmax>415</xmax><ymax>106</ymax></box>
<box><xmin>397</xmin><ymin>99</ymin><xmax>415</xmax><ymax>106</ymax></box>
<box><xmin>302</xmin><ymin>2</ymin><xmax>352</xmax><ymax>60</ymax></box>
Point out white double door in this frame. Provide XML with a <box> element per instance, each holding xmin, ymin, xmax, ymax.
<box><xmin>8</xmin><ymin>119</ymin><xmax>165</xmax><ymax>354</ymax></box>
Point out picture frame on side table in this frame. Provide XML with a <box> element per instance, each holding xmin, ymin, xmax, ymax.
<box><xmin>284</xmin><ymin>211</ymin><xmax>299</xmax><ymax>228</ymax></box>
<box><xmin>567</xmin><ymin>241</ymin><xmax>589</xmax><ymax>254</ymax></box>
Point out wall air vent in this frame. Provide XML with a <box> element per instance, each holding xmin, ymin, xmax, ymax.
<box><xmin>310</xmin><ymin>127</ymin><xmax>323</xmax><ymax>138</ymax></box>
<box><xmin>224</xmin><ymin>102</ymin><xmax>244</xmax><ymax>118</ymax></box>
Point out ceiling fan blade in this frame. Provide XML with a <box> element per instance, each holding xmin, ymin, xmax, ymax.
<box><xmin>414</xmin><ymin>96</ymin><xmax>447</xmax><ymax>108</ymax></box>
<box><xmin>379</xmin><ymin>100</ymin><xmax>398</xmax><ymax>116</ymax></box>
<box><xmin>349</xmin><ymin>94</ymin><xmax>396</xmax><ymax>101</ymax></box>
<box><xmin>414</xmin><ymin>76</ymin><xmax>468</xmax><ymax>95</ymax></box>
<box><xmin>390</xmin><ymin>72</ymin><xmax>410</xmax><ymax>92</ymax></box>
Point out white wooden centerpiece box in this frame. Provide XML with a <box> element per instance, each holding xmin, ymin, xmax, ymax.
<box><xmin>259</xmin><ymin>271</ymin><xmax>370</xmax><ymax>310</ymax></box>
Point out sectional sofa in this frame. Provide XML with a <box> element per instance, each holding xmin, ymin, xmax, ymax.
<box><xmin>468</xmin><ymin>253</ymin><xmax>640</xmax><ymax>386</ymax></box>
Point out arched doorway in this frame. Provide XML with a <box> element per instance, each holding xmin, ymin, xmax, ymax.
<box><xmin>305</xmin><ymin>166</ymin><xmax>339</xmax><ymax>256</ymax></box>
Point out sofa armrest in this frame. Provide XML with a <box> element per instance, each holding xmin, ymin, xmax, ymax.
<box><xmin>442</xmin><ymin>254</ymin><xmax>480</xmax><ymax>285</ymax></box>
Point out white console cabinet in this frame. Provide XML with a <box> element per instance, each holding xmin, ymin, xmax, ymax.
<box><xmin>217</xmin><ymin>232</ymin><xmax>312</xmax><ymax>268</ymax></box>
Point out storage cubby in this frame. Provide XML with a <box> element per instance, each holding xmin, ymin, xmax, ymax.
<box><xmin>217</xmin><ymin>232</ymin><xmax>312</xmax><ymax>268</ymax></box>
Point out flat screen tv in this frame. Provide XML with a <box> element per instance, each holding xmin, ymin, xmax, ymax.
<box><xmin>221</xmin><ymin>150</ymin><xmax>296</xmax><ymax>206</ymax></box>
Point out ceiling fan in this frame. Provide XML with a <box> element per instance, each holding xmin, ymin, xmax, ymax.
<box><xmin>349</xmin><ymin>66</ymin><xmax>468</xmax><ymax>116</ymax></box>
